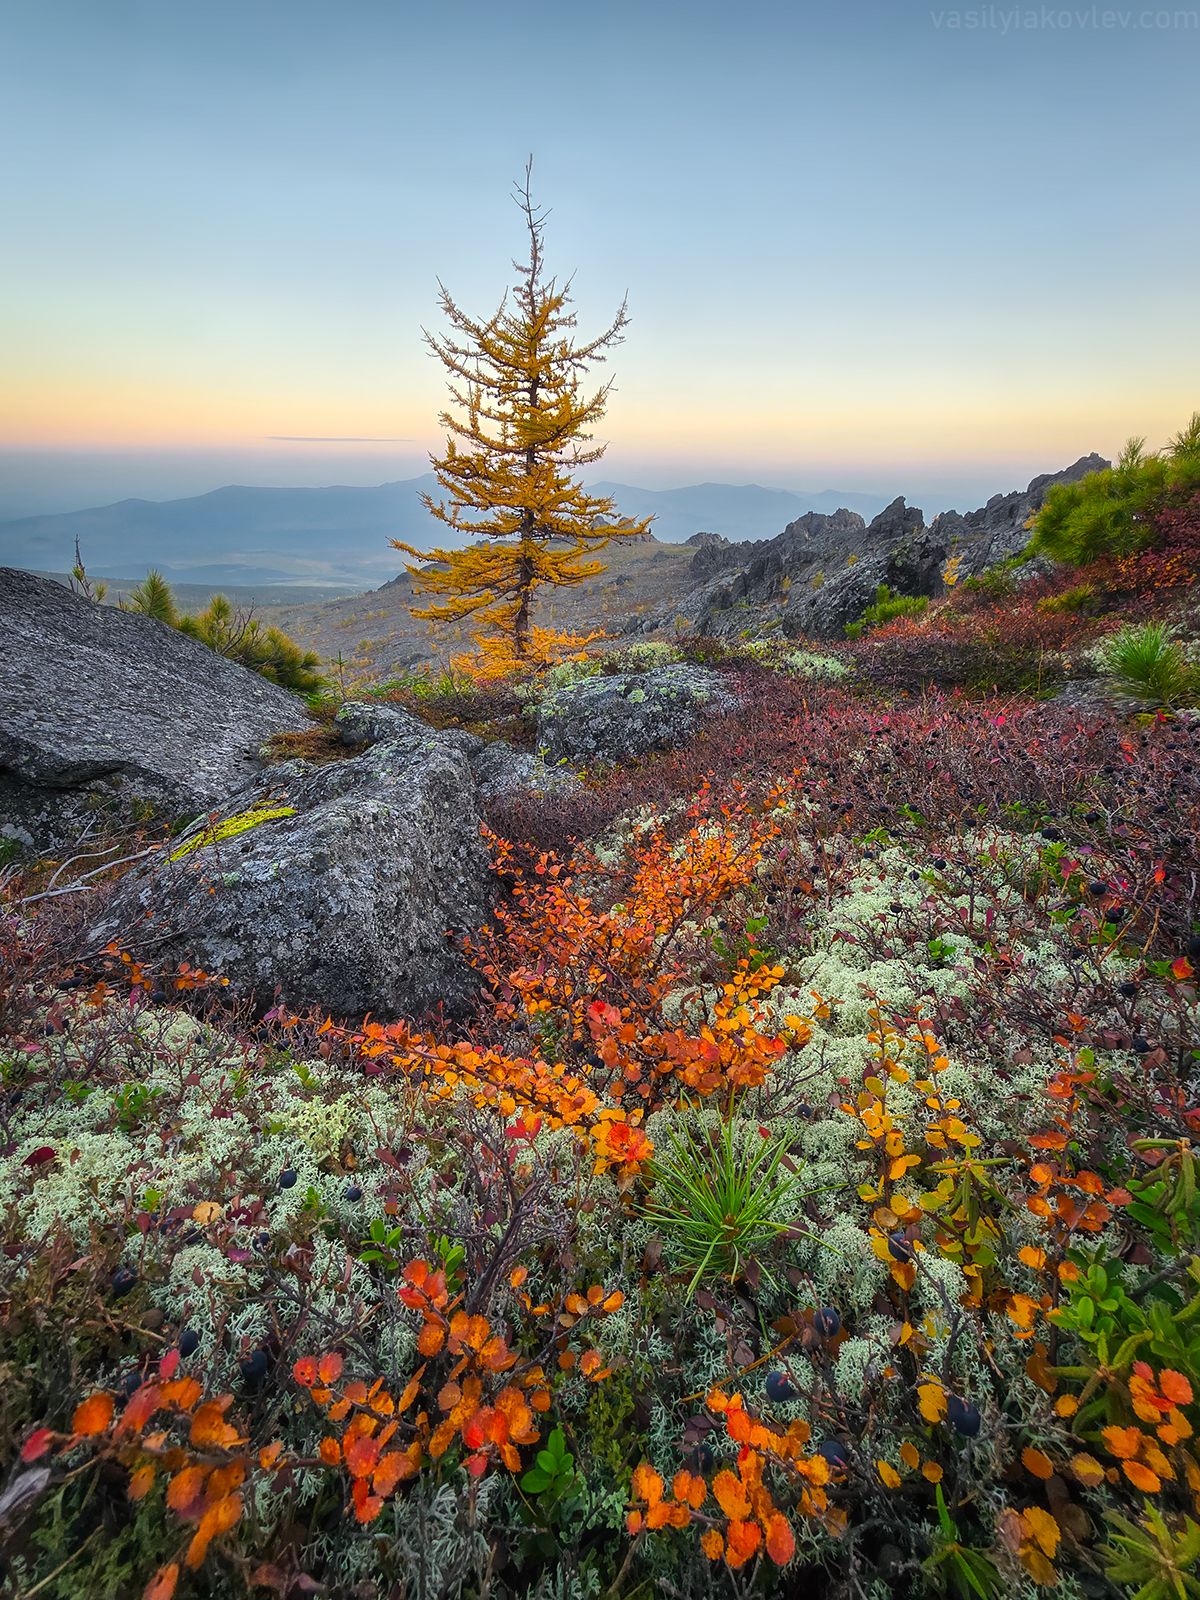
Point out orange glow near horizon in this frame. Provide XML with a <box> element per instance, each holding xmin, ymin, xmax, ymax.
<box><xmin>4</xmin><ymin>376</ymin><xmax>1193</xmax><ymax>485</ymax></box>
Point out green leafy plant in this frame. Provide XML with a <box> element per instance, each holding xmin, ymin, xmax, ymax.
<box><xmin>1101</xmin><ymin>1505</ymin><xmax>1200</xmax><ymax>1599</ymax></box>
<box><xmin>431</xmin><ymin>1232</ymin><xmax>466</xmax><ymax>1293</ymax></box>
<box><xmin>521</xmin><ymin>1427</ymin><xmax>578</xmax><ymax>1500</ymax></box>
<box><xmin>1099</xmin><ymin>621</ymin><xmax>1199</xmax><ymax>707</ymax></box>
<box><xmin>517</xmin><ymin>1426</ymin><xmax>593</xmax><ymax>1564</ymax></box>
<box><xmin>701</xmin><ymin>915</ymin><xmax>777</xmax><ymax>975</ymax></box>
<box><xmin>1125</xmin><ymin>1143</ymin><xmax>1200</xmax><ymax>1257</ymax></box>
<box><xmin>923</xmin><ymin>1485</ymin><xmax>1002</xmax><ymax>1599</ymax></box>
<box><xmin>111</xmin><ymin>1082</ymin><xmax>164</xmax><ymax>1132</ymax></box>
<box><xmin>642</xmin><ymin>1111</ymin><xmax>808</xmax><ymax>1293</ymax></box>
<box><xmin>358</xmin><ymin>1218</ymin><xmax>406</xmax><ymax>1272</ymax></box>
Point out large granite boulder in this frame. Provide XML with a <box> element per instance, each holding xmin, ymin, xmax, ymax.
<box><xmin>0</xmin><ymin>568</ymin><xmax>308</xmax><ymax>850</ymax></box>
<box><xmin>333</xmin><ymin>699</ymin><xmax>581</xmax><ymax>806</ymax></box>
<box><xmin>535</xmin><ymin>664</ymin><xmax>739</xmax><ymax>767</ymax></box>
<box><xmin>88</xmin><ymin>725</ymin><xmax>496</xmax><ymax>1021</ymax></box>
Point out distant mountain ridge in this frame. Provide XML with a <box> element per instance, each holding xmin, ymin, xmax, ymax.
<box><xmin>0</xmin><ymin>475</ymin><xmax>892</xmax><ymax>587</ymax></box>
<box><xmin>0</xmin><ymin>476</ymin><xmax>446</xmax><ymax>586</ymax></box>
<box><xmin>588</xmin><ymin>481</ymin><xmax>890</xmax><ymax>545</ymax></box>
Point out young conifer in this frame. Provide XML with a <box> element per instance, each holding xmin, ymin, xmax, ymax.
<box><xmin>121</xmin><ymin>569</ymin><xmax>178</xmax><ymax>624</ymax></box>
<box><xmin>392</xmin><ymin>163</ymin><xmax>653</xmax><ymax>667</ymax></box>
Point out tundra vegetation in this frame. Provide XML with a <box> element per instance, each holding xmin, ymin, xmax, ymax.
<box><xmin>5</xmin><ymin>428</ymin><xmax>1200</xmax><ymax>1599</ymax></box>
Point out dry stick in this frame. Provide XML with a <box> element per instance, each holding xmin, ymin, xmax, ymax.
<box><xmin>40</xmin><ymin>842</ymin><xmax>124</xmax><ymax>894</ymax></box>
<box><xmin>605</xmin><ymin>1528</ymin><xmax>645</xmax><ymax>1599</ymax></box>
<box><xmin>16</xmin><ymin>1528</ymin><xmax>102</xmax><ymax>1600</ymax></box>
<box><xmin>675</xmin><ymin>1331</ymin><xmax>798</xmax><ymax>1407</ymax></box>
<box><xmin>19</xmin><ymin>847</ymin><xmax>162</xmax><ymax>905</ymax></box>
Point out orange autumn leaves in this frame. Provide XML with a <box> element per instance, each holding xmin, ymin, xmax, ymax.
<box><xmin>45</xmin><ymin>1354</ymin><xmax>284</xmax><ymax>1600</ymax></box>
<box><xmin>293</xmin><ymin>1257</ymin><xmax>623</xmax><ymax>1518</ymax></box>
<box><xmin>71</xmin><ymin>1390</ymin><xmax>115</xmax><ymax>1436</ymax></box>
<box><xmin>1099</xmin><ymin>1366</ymin><xmax>1195</xmax><ymax>1494</ymax></box>
<box><xmin>295</xmin><ymin>1349</ymin><xmax>541</xmax><ymax>1518</ymax></box>
<box><xmin>625</xmin><ymin>1456</ymin><xmax>795</xmax><ymax>1570</ymax></box>
<box><xmin>294</xmin><ymin>1351</ymin><xmax>423</xmax><ymax>1522</ymax></box>
<box><xmin>326</xmin><ymin>804</ymin><xmax>805</xmax><ymax>1178</ymax></box>
<box><xmin>625</xmin><ymin>1386</ymin><xmax>843</xmax><ymax>1569</ymax></box>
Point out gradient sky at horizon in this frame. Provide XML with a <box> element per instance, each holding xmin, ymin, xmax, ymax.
<box><xmin>1</xmin><ymin>0</ymin><xmax>1197</xmax><ymax>519</ymax></box>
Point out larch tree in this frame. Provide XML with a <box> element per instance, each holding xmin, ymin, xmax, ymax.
<box><xmin>392</xmin><ymin>164</ymin><xmax>653</xmax><ymax>668</ymax></box>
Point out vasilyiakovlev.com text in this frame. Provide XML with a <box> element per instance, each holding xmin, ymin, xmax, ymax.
<box><xmin>931</xmin><ymin>6</ymin><xmax>1198</xmax><ymax>26</ymax></box>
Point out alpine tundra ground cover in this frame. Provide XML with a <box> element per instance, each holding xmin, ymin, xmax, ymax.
<box><xmin>4</xmin><ymin>645</ymin><xmax>1200</xmax><ymax>1600</ymax></box>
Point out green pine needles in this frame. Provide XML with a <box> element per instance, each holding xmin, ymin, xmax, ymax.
<box><xmin>1099</xmin><ymin>621</ymin><xmax>1199</xmax><ymax>708</ymax></box>
<box><xmin>1029</xmin><ymin>412</ymin><xmax>1200</xmax><ymax>567</ymax></box>
<box><xmin>121</xmin><ymin>569</ymin><xmax>177</xmax><ymax>623</ymax></box>
<box><xmin>1100</xmin><ymin>1505</ymin><xmax>1200</xmax><ymax>1600</ymax></box>
<box><xmin>118</xmin><ymin>573</ymin><xmax>325</xmax><ymax>694</ymax></box>
<box><xmin>844</xmin><ymin>583</ymin><xmax>928</xmax><ymax>639</ymax></box>
<box><xmin>642</xmin><ymin>1110</ymin><xmax>815</xmax><ymax>1294</ymax></box>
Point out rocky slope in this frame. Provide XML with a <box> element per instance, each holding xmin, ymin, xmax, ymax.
<box><xmin>629</xmin><ymin>453</ymin><xmax>1109</xmax><ymax>640</ymax></box>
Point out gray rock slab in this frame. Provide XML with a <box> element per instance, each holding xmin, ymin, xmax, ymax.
<box><xmin>88</xmin><ymin>729</ymin><xmax>496</xmax><ymax>1020</ymax></box>
<box><xmin>0</xmin><ymin>567</ymin><xmax>309</xmax><ymax>847</ymax></box>
<box><xmin>469</xmin><ymin>739</ymin><xmax>584</xmax><ymax>805</ymax></box>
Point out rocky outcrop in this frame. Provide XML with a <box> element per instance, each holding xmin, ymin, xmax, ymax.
<box><xmin>89</xmin><ymin>725</ymin><xmax>496</xmax><ymax>1021</ymax></box>
<box><xmin>928</xmin><ymin>454</ymin><xmax>1110</xmax><ymax>570</ymax></box>
<box><xmin>782</xmin><ymin>520</ymin><xmax>949</xmax><ymax>641</ymax></box>
<box><xmin>0</xmin><ymin>567</ymin><xmax>309</xmax><ymax>851</ymax></box>
<box><xmin>535</xmin><ymin>664</ymin><xmax>739</xmax><ymax>767</ymax></box>
<box><xmin>650</xmin><ymin>497</ymin><xmax>936</xmax><ymax>641</ymax></box>
<box><xmin>634</xmin><ymin>454</ymin><xmax>1112</xmax><ymax>643</ymax></box>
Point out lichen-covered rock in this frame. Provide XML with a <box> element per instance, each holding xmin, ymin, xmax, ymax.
<box><xmin>0</xmin><ymin>567</ymin><xmax>308</xmax><ymax>849</ymax></box>
<box><xmin>535</xmin><ymin>663</ymin><xmax>738</xmax><ymax>767</ymax></box>
<box><xmin>782</xmin><ymin>527</ymin><xmax>950</xmax><ymax>641</ymax></box>
<box><xmin>88</xmin><ymin>729</ymin><xmax>496</xmax><ymax>1021</ymax></box>
<box><xmin>335</xmin><ymin>699</ymin><xmax>484</xmax><ymax>761</ymax></box>
<box><xmin>334</xmin><ymin>700</ymin><xmax>431</xmax><ymax>747</ymax></box>
<box><xmin>469</xmin><ymin>740</ymin><xmax>584</xmax><ymax>805</ymax></box>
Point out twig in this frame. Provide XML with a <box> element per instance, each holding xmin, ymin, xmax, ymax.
<box><xmin>41</xmin><ymin>843</ymin><xmax>124</xmax><ymax>894</ymax></box>
<box><xmin>19</xmin><ymin>847</ymin><xmax>162</xmax><ymax>905</ymax></box>
<box><xmin>605</xmin><ymin>1529</ymin><xmax>644</xmax><ymax>1598</ymax></box>
<box><xmin>16</xmin><ymin>1527</ymin><xmax>101</xmax><ymax>1598</ymax></box>
<box><xmin>1129</xmin><ymin>1254</ymin><xmax>1199</xmax><ymax>1304</ymax></box>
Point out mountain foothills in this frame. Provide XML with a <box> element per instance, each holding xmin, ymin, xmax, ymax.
<box><xmin>3</xmin><ymin>427</ymin><xmax>1200</xmax><ymax>1600</ymax></box>
<box><xmin>0</xmin><ymin>475</ymin><xmax>890</xmax><ymax>590</ymax></box>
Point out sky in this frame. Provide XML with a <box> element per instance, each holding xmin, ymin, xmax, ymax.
<box><xmin>1</xmin><ymin>0</ymin><xmax>1197</xmax><ymax>521</ymax></box>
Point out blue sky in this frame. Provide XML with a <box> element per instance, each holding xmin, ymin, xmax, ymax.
<box><xmin>1</xmin><ymin>0</ymin><xmax>1197</xmax><ymax>519</ymax></box>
